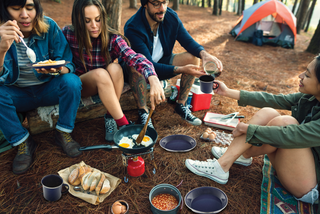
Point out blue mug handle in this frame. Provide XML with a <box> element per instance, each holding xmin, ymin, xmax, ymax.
<box><xmin>62</xmin><ymin>183</ymin><xmax>69</xmax><ymax>194</ymax></box>
<box><xmin>213</xmin><ymin>82</ymin><xmax>219</xmax><ymax>90</ymax></box>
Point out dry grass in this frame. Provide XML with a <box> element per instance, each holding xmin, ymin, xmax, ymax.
<box><xmin>0</xmin><ymin>0</ymin><xmax>316</xmax><ymax>213</ymax></box>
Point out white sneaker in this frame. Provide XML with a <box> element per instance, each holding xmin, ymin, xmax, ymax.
<box><xmin>211</xmin><ymin>146</ymin><xmax>252</xmax><ymax>166</ymax></box>
<box><xmin>185</xmin><ymin>159</ymin><xmax>229</xmax><ymax>184</ymax></box>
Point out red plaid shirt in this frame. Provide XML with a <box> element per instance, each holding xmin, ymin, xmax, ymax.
<box><xmin>62</xmin><ymin>25</ymin><xmax>157</xmax><ymax>81</ymax></box>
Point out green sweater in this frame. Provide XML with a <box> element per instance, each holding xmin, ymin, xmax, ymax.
<box><xmin>238</xmin><ymin>90</ymin><xmax>320</xmax><ymax>204</ymax></box>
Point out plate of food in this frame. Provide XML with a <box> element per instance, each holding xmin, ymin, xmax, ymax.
<box><xmin>27</xmin><ymin>59</ymin><xmax>69</xmax><ymax>69</ymax></box>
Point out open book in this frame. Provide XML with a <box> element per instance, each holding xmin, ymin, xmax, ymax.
<box><xmin>203</xmin><ymin>112</ymin><xmax>240</xmax><ymax>131</ymax></box>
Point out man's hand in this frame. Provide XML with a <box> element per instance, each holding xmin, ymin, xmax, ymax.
<box><xmin>35</xmin><ymin>66</ymin><xmax>63</xmax><ymax>75</ymax></box>
<box><xmin>200</xmin><ymin>50</ymin><xmax>223</xmax><ymax>72</ymax></box>
<box><xmin>174</xmin><ymin>64</ymin><xmax>206</xmax><ymax>77</ymax></box>
<box><xmin>148</xmin><ymin>75</ymin><xmax>166</xmax><ymax>110</ymax></box>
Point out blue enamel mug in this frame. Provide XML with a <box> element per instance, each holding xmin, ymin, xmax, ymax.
<box><xmin>41</xmin><ymin>174</ymin><xmax>69</xmax><ymax>201</ymax></box>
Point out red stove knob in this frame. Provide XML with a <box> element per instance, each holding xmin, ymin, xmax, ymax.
<box><xmin>127</xmin><ymin>156</ymin><xmax>145</xmax><ymax>177</ymax></box>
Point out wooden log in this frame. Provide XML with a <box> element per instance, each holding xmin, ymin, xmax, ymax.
<box><xmin>26</xmin><ymin>86</ymin><xmax>172</xmax><ymax>135</ymax></box>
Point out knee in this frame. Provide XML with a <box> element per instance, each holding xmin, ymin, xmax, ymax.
<box><xmin>107</xmin><ymin>63</ymin><xmax>123</xmax><ymax>79</ymax></box>
<box><xmin>254</xmin><ymin>107</ymin><xmax>280</xmax><ymax>122</ymax></box>
<box><xmin>268</xmin><ymin>115</ymin><xmax>299</xmax><ymax>126</ymax></box>
<box><xmin>185</xmin><ymin>53</ymin><xmax>200</xmax><ymax>65</ymax></box>
<box><xmin>60</xmin><ymin>73</ymin><xmax>82</xmax><ymax>89</ymax></box>
<box><xmin>91</xmin><ymin>68</ymin><xmax>113</xmax><ymax>84</ymax></box>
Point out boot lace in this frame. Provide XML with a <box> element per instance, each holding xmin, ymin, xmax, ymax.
<box><xmin>62</xmin><ymin>132</ymin><xmax>73</xmax><ymax>143</ymax></box>
<box><xmin>18</xmin><ymin>142</ymin><xmax>27</xmax><ymax>155</ymax></box>
<box><xmin>105</xmin><ymin>118</ymin><xmax>116</xmax><ymax>133</ymax></box>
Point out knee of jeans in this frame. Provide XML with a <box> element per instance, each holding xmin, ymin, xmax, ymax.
<box><xmin>60</xmin><ymin>73</ymin><xmax>82</xmax><ymax>89</ymax></box>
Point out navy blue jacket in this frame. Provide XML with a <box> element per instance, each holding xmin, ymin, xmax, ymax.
<box><xmin>124</xmin><ymin>7</ymin><xmax>204</xmax><ymax>80</ymax></box>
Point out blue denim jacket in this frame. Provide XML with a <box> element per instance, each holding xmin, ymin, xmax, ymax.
<box><xmin>0</xmin><ymin>16</ymin><xmax>75</xmax><ymax>85</ymax></box>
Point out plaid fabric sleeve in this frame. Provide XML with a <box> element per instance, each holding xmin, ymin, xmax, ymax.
<box><xmin>111</xmin><ymin>35</ymin><xmax>157</xmax><ymax>82</ymax></box>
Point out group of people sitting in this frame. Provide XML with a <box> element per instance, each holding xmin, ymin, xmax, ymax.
<box><xmin>0</xmin><ymin>0</ymin><xmax>319</xmax><ymax>209</ymax></box>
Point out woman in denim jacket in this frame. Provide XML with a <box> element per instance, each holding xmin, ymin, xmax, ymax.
<box><xmin>186</xmin><ymin>55</ymin><xmax>320</xmax><ymax>206</ymax></box>
<box><xmin>0</xmin><ymin>0</ymin><xmax>82</xmax><ymax>174</ymax></box>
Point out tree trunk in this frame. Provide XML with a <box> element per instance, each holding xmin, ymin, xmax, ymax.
<box><xmin>202</xmin><ymin>0</ymin><xmax>205</xmax><ymax>7</ymax></box>
<box><xmin>304</xmin><ymin>0</ymin><xmax>316</xmax><ymax>32</ymax></box>
<box><xmin>102</xmin><ymin>0</ymin><xmax>122</xmax><ymax>31</ymax></box>
<box><xmin>219</xmin><ymin>0</ymin><xmax>223</xmax><ymax>15</ymax></box>
<box><xmin>172</xmin><ymin>0</ymin><xmax>180</xmax><ymax>10</ymax></box>
<box><xmin>208</xmin><ymin>0</ymin><xmax>212</xmax><ymax>7</ymax></box>
<box><xmin>296</xmin><ymin>0</ymin><xmax>311</xmax><ymax>34</ymax></box>
<box><xmin>241</xmin><ymin>0</ymin><xmax>245</xmax><ymax>12</ymax></box>
<box><xmin>186</xmin><ymin>0</ymin><xmax>189</xmax><ymax>5</ymax></box>
<box><xmin>253</xmin><ymin>0</ymin><xmax>258</xmax><ymax>4</ymax></box>
<box><xmin>226</xmin><ymin>0</ymin><xmax>229</xmax><ymax>11</ymax></box>
<box><xmin>292</xmin><ymin>0</ymin><xmax>298</xmax><ymax>13</ymax></box>
<box><xmin>233</xmin><ymin>0</ymin><xmax>236</xmax><ymax>12</ymax></box>
<box><xmin>129</xmin><ymin>0</ymin><xmax>137</xmax><ymax>9</ymax></box>
<box><xmin>212</xmin><ymin>0</ymin><xmax>219</xmax><ymax>15</ymax></box>
<box><xmin>237</xmin><ymin>0</ymin><xmax>242</xmax><ymax>15</ymax></box>
<box><xmin>306</xmin><ymin>20</ymin><xmax>320</xmax><ymax>54</ymax></box>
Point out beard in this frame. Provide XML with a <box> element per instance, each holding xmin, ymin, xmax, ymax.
<box><xmin>146</xmin><ymin>7</ymin><xmax>166</xmax><ymax>23</ymax></box>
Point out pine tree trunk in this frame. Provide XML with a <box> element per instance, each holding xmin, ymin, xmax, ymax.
<box><xmin>237</xmin><ymin>0</ymin><xmax>242</xmax><ymax>15</ymax></box>
<box><xmin>208</xmin><ymin>0</ymin><xmax>211</xmax><ymax>8</ymax></box>
<box><xmin>304</xmin><ymin>0</ymin><xmax>316</xmax><ymax>32</ymax></box>
<box><xmin>219</xmin><ymin>0</ymin><xmax>223</xmax><ymax>15</ymax></box>
<box><xmin>253</xmin><ymin>0</ymin><xmax>258</xmax><ymax>4</ymax></box>
<box><xmin>202</xmin><ymin>0</ymin><xmax>205</xmax><ymax>7</ymax></box>
<box><xmin>306</xmin><ymin>20</ymin><xmax>320</xmax><ymax>54</ymax></box>
<box><xmin>292</xmin><ymin>0</ymin><xmax>298</xmax><ymax>13</ymax></box>
<box><xmin>226</xmin><ymin>0</ymin><xmax>229</xmax><ymax>11</ymax></box>
<box><xmin>102</xmin><ymin>0</ymin><xmax>122</xmax><ymax>31</ymax></box>
<box><xmin>296</xmin><ymin>0</ymin><xmax>311</xmax><ymax>34</ymax></box>
<box><xmin>212</xmin><ymin>0</ymin><xmax>219</xmax><ymax>15</ymax></box>
<box><xmin>241</xmin><ymin>0</ymin><xmax>245</xmax><ymax>12</ymax></box>
<box><xmin>172</xmin><ymin>0</ymin><xmax>180</xmax><ymax>10</ymax></box>
<box><xmin>129</xmin><ymin>0</ymin><xmax>137</xmax><ymax>9</ymax></box>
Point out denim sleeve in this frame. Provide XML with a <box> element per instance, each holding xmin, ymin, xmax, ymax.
<box><xmin>48</xmin><ymin>19</ymin><xmax>75</xmax><ymax>73</ymax></box>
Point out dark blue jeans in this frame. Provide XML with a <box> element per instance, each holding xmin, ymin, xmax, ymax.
<box><xmin>0</xmin><ymin>73</ymin><xmax>82</xmax><ymax>146</ymax></box>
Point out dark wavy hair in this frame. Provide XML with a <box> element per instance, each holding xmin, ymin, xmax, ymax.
<box><xmin>0</xmin><ymin>0</ymin><xmax>49</xmax><ymax>35</ymax></box>
<box><xmin>71</xmin><ymin>0</ymin><xmax>130</xmax><ymax>72</ymax></box>
<box><xmin>315</xmin><ymin>55</ymin><xmax>320</xmax><ymax>83</ymax></box>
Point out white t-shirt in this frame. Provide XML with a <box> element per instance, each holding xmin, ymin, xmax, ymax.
<box><xmin>152</xmin><ymin>29</ymin><xmax>163</xmax><ymax>63</ymax></box>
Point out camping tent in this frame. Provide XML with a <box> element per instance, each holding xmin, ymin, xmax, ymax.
<box><xmin>230</xmin><ymin>0</ymin><xmax>296</xmax><ymax>48</ymax></box>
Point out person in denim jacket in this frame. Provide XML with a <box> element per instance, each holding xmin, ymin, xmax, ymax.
<box><xmin>186</xmin><ymin>55</ymin><xmax>320</xmax><ymax>206</ymax></box>
<box><xmin>0</xmin><ymin>0</ymin><xmax>82</xmax><ymax>174</ymax></box>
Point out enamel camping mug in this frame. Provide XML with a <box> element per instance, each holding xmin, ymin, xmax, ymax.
<box><xmin>41</xmin><ymin>174</ymin><xmax>69</xmax><ymax>201</ymax></box>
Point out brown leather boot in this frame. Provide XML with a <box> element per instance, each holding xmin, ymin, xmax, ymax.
<box><xmin>54</xmin><ymin>129</ymin><xmax>82</xmax><ymax>157</ymax></box>
<box><xmin>12</xmin><ymin>136</ymin><xmax>37</xmax><ymax>174</ymax></box>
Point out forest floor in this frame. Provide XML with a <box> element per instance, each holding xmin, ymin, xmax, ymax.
<box><xmin>0</xmin><ymin>0</ymin><xmax>316</xmax><ymax>213</ymax></box>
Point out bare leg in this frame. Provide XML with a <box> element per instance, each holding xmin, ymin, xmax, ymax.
<box><xmin>172</xmin><ymin>52</ymin><xmax>200</xmax><ymax>105</ymax></box>
<box><xmin>218</xmin><ymin>108</ymin><xmax>317</xmax><ymax>198</ymax></box>
<box><xmin>218</xmin><ymin>107</ymin><xmax>281</xmax><ymax>171</ymax></box>
<box><xmin>129</xmin><ymin>67</ymin><xmax>148</xmax><ymax>112</ymax></box>
<box><xmin>80</xmin><ymin>64</ymin><xmax>125</xmax><ymax>120</ymax></box>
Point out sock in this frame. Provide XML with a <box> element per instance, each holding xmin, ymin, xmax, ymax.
<box><xmin>115</xmin><ymin>115</ymin><xmax>129</xmax><ymax>127</ymax></box>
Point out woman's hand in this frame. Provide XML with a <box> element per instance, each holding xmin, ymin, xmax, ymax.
<box><xmin>212</xmin><ymin>80</ymin><xmax>229</xmax><ymax>96</ymax></box>
<box><xmin>0</xmin><ymin>20</ymin><xmax>23</xmax><ymax>53</ymax></box>
<box><xmin>148</xmin><ymin>75</ymin><xmax>166</xmax><ymax>110</ymax></box>
<box><xmin>200</xmin><ymin>50</ymin><xmax>223</xmax><ymax>72</ymax></box>
<box><xmin>232</xmin><ymin>122</ymin><xmax>249</xmax><ymax>138</ymax></box>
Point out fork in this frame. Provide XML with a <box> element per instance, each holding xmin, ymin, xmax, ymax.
<box><xmin>19</xmin><ymin>36</ymin><xmax>36</xmax><ymax>63</ymax></box>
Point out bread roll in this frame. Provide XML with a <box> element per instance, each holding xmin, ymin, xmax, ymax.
<box><xmin>89</xmin><ymin>171</ymin><xmax>101</xmax><ymax>191</ymax></box>
<box><xmin>81</xmin><ymin>172</ymin><xmax>92</xmax><ymax>190</ymax></box>
<box><xmin>95</xmin><ymin>174</ymin><xmax>106</xmax><ymax>195</ymax></box>
<box><xmin>68</xmin><ymin>167</ymin><xmax>79</xmax><ymax>185</ymax></box>
<box><xmin>100</xmin><ymin>178</ymin><xmax>111</xmax><ymax>194</ymax></box>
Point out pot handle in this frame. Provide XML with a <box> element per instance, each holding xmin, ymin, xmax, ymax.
<box><xmin>79</xmin><ymin>144</ymin><xmax>115</xmax><ymax>151</ymax></box>
<box><xmin>175</xmin><ymin>180</ymin><xmax>184</xmax><ymax>211</ymax></box>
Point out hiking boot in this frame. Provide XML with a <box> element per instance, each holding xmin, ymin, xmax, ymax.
<box><xmin>185</xmin><ymin>159</ymin><xmax>229</xmax><ymax>184</ymax></box>
<box><xmin>54</xmin><ymin>129</ymin><xmax>82</xmax><ymax>158</ymax></box>
<box><xmin>211</xmin><ymin>146</ymin><xmax>252</xmax><ymax>166</ymax></box>
<box><xmin>174</xmin><ymin>103</ymin><xmax>202</xmax><ymax>126</ymax></box>
<box><xmin>138</xmin><ymin>109</ymin><xmax>154</xmax><ymax>129</ymax></box>
<box><xmin>12</xmin><ymin>136</ymin><xmax>37</xmax><ymax>174</ymax></box>
<box><xmin>104</xmin><ymin>115</ymin><xmax>118</xmax><ymax>142</ymax></box>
